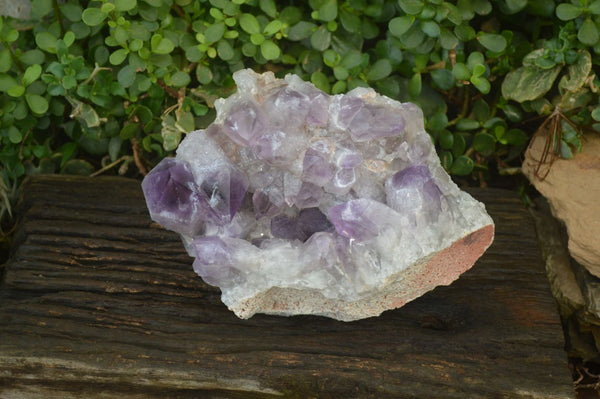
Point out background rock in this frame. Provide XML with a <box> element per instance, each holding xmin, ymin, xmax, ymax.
<box><xmin>523</xmin><ymin>133</ymin><xmax>600</xmax><ymax>278</ymax></box>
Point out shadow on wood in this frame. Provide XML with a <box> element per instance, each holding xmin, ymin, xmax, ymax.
<box><xmin>0</xmin><ymin>175</ymin><xmax>573</xmax><ymax>398</ymax></box>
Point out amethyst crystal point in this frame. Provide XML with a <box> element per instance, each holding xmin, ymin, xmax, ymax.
<box><xmin>141</xmin><ymin>157</ymin><xmax>205</xmax><ymax>237</ymax></box>
<box><xmin>221</xmin><ymin>100</ymin><xmax>266</xmax><ymax>146</ymax></box>
<box><xmin>385</xmin><ymin>165</ymin><xmax>443</xmax><ymax>223</ymax></box>
<box><xmin>196</xmin><ymin>166</ymin><xmax>249</xmax><ymax>226</ymax></box>
<box><xmin>348</xmin><ymin>105</ymin><xmax>406</xmax><ymax>142</ymax></box>
<box><xmin>328</xmin><ymin>199</ymin><xmax>399</xmax><ymax>242</ymax></box>
<box><xmin>192</xmin><ymin>236</ymin><xmax>242</xmax><ymax>288</ymax></box>
<box><xmin>142</xmin><ymin>69</ymin><xmax>495</xmax><ymax>322</ymax></box>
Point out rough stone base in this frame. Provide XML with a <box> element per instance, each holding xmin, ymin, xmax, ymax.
<box><xmin>230</xmin><ymin>224</ymin><xmax>495</xmax><ymax>321</ymax></box>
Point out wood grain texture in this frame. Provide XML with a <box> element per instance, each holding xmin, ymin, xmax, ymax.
<box><xmin>0</xmin><ymin>175</ymin><xmax>573</xmax><ymax>398</ymax></box>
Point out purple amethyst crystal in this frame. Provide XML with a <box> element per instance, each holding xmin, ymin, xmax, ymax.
<box><xmin>252</xmin><ymin>190</ymin><xmax>281</xmax><ymax>219</ymax></box>
<box><xmin>141</xmin><ymin>157</ymin><xmax>205</xmax><ymax>236</ymax></box>
<box><xmin>348</xmin><ymin>105</ymin><xmax>405</xmax><ymax>142</ymax></box>
<box><xmin>334</xmin><ymin>141</ymin><xmax>362</xmax><ymax>169</ymax></box>
<box><xmin>254</xmin><ymin>128</ymin><xmax>302</xmax><ymax>165</ymax></box>
<box><xmin>141</xmin><ymin>69</ymin><xmax>494</xmax><ymax>322</ymax></box>
<box><xmin>337</xmin><ymin>96</ymin><xmax>364</xmax><ymax>127</ymax></box>
<box><xmin>262</xmin><ymin>87</ymin><xmax>311</xmax><ymax>128</ymax></box>
<box><xmin>294</xmin><ymin>181</ymin><xmax>323</xmax><ymax>209</ymax></box>
<box><xmin>301</xmin><ymin>147</ymin><xmax>334</xmax><ymax>186</ymax></box>
<box><xmin>192</xmin><ymin>236</ymin><xmax>242</xmax><ymax>288</ymax></box>
<box><xmin>385</xmin><ymin>165</ymin><xmax>442</xmax><ymax>221</ymax></box>
<box><xmin>221</xmin><ymin>100</ymin><xmax>266</xmax><ymax>146</ymax></box>
<box><xmin>298</xmin><ymin>207</ymin><xmax>334</xmax><ymax>238</ymax></box>
<box><xmin>307</xmin><ymin>90</ymin><xmax>330</xmax><ymax>126</ymax></box>
<box><xmin>271</xmin><ymin>208</ymin><xmax>333</xmax><ymax>242</ymax></box>
<box><xmin>328</xmin><ymin>199</ymin><xmax>387</xmax><ymax>242</ymax></box>
<box><xmin>197</xmin><ymin>166</ymin><xmax>250</xmax><ymax>226</ymax></box>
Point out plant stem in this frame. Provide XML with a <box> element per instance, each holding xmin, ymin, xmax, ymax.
<box><xmin>52</xmin><ymin>0</ymin><xmax>65</xmax><ymax>36</ymax></box>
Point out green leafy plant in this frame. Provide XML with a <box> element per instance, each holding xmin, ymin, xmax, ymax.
<box><xmin>1</xmin><ymin>0</ymin><xmax>600</xmax><ymax>233</ymax></box>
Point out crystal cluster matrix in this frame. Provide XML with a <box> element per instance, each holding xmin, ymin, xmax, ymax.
<box><xmin>142</xmin><ymin>69</ymin><xmax>494</xmax><ymax>322</ymax></box>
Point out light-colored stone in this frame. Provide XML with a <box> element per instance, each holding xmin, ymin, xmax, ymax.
<box><xmin>529</xmin><ymin>198</ymin><xmax>585</xmax><ymax>318</ymax></box>
<box><xmin>0</xmin><ymin>0</ymin><xmax>31</xmax><ymax>19</ymax></box>
<box><xmin>523</xmin><ymin>133</ymin><xmax>600</xmax><ymax>277</ymax></box>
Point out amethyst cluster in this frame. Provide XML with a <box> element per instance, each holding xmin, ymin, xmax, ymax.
<box><xmin>142</xmin><ymin>69</ymin><xmax>494</xmax><ymax>321</ymax></box>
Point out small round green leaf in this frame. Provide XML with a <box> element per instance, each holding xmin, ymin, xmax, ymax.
<box><xmin>120</xmin><ymin>123</ymin><xmax>139</xmax><ymax>140</ymax></box>
<box><xmin>217</xmin><ymin>39</ymin><xmax>235</xmax><ymax>60</ymax></box>
<box><xmin>578</xmin><ymin>18</ymin><xmax>599</xmax><ymax>46</ymax></box>
<box><xmin>263</xmin><ymin>20</ymin><xmax>282</xmax><ymax>36</ymax></box>
<box><xmin>288</xmin><ymin>21</ymin><xmax>317</xmax><ymax>41</ymax></box>
<box><xmin>7</xmin><ymin>85</ymin><xmax>25</xmax><ymax>97</ymax></box>
<box><xmin>310</xmin><ymin>25</ymin><xmax>331</xmax><ymax>51</ymax></box>
<box><xmin>452</xmin><ymin>63</ymin><xmax>471</xmax><ymax>81</ymax></box>
<box><xmin>399</xmin><ymin>0</ymin><xmax>424</xmax><ymax>14</ymax></box>
<box><xmin>311</xmin><ymin>71</ymin><xmax>330</xmax><ymax>92</ymax></box>
<box><xmin>35</xmin><ymin>31</ymin><xmax>58</xmax><ymax>53</ymax></box>
<box><xmin>473</xmin><ymin>132</ymin><xmax>496</xmax><ymax>156</ymax></box>
<box><xmin>250</xmin><ymin>33</ymin><xmax>265</xmax><ymax>45</ymax></box>
<box><xmin>366</xmin><ymin>59</ymin><xmax>392</xmax><ymax>81</ymax></box>
<box><xmin>421</xmin><ymin>20</ymin><xmax>440</xmax><ymax>37</ymax></box>
<box><xmin>591</xmin><ymin>106</ymin><xmax>600</xmax><ymax>121</ymax></box>
<box><xmin>389</xmin><ymin>16</ymin><xmax>415</xmax><ymax>38</ymax></box>
<box><xmin>340</xmin><ymin>8</ymin><xmax>361</xmax><ymax>33</ymax></box>
<box><xmin>477</xmin><ymin>33</ymin><xmax>507</xmax><ymax>52</ymax></box>
<box><xmin>408</xmin><ymin>72</ymin><xmax>422</xmax><ymax>98</ymax></box>
<box><xmin>241</xmin><ymin>42</ymin><xmax>257</xmax><ymax>56</ymax></box>
<box><xmin>204</xmin><ymin>23</ymin><xmax>226</xmax><ymax>44</ymax></box>
<box><xmin>457</xmin><ymin>118</ymin><xmax>479</xmax><ymax>130</ymax></box>
<box><xmin>239</xmin><ymin>13</ymin><xmax>261</xmax><ymax>34</ymax></box>
<box><xmin>555</xmin><ymin>3</ymin><xmax>582</xmax><ymax>20</ymax></box>
<box><xmin>8</xmin><ymin>126</ymin><xmax>22</xmax><ymax>144</ymax></box>
<box><xmin>259</xmin><ymin>0</ymin><xmax>277</xmax><ymax>18</ymax></box>
<box><xmin>25</xmin><ymin>94</ymin><xmax>49</xmax><ymax>114</ymax></box>
<box><xmin>441</xmin><ymin>151</ymin><xmax>453</xmax><ymax>171</ymax></box>
<box><xmin>196</xmin><ymin>64</ymin><xmax>213</xmax><ymax>84</ymax></box>
<box><xmin>0</xmin><ymin>50</ymin><xmax>11</xmax><ymax>73</ymax></box>
<box><xmin>473</xmin><ymin>0</ymin><xmax>492</xmax><ymax>15</ymax></box>
<box><xmin>450</xmin><ymin>155</ymin><xmax>474</xmax><ymax>176</ymax></box>
<box><xmin>452</xmin><ymin>133</ymin><xmax>466</xmax><ymax>157</ymax></box>
<box><xmin>23</xmin><ymin>64</ymin><xmax>42</xmax><ymax>86</ymax></box>
<box><xmin>431</xmin><ymin>69</ymin><xmax>455</xmax><ymax>90</ymax></box>
<box><xmin>118</xmin><ymin>65</ymin><xmax>137</xmax><ymax>88</ymax></box>
<box><xmin>333</xmin><ymin>66</ymin><xmax>349</xmax><ymax>80</ymax></box>
<box><xmin>109</xmin><ymin>48</ymin><xmax>129</xmax><ymax>65</ymax></box>
<box><xmin>31</xmin><ymin>0</ymin><xmax>53</xmax><ymax>19</ymax></box>
<box><xmin>82</xmin><ymin>8</ymin><xmax>108</xmax><ymax>27</ymax></box>
<box><xmin>439</xmin><ymin>28</ymin><xmax>458</xmax><ymax>49</ymax></box>
<box><xmin>318</xmin><ymin>0</ymin><xmax>337</xmax><ymax>22</ymax></box>
<box><xmin>332</xmin><ymin>80</ymin><xmax>346</xmax><ymax>94</ymax></box>
<box><xmin>151</xmin><ymin>35</ymin><xmax>175</xmax><ymax>54</ymax></box>
<box><xmin>439</xmin><ymin>129</ymin><xmax>454</xmax><ymax>149</ymax></box>
<box><xmin>590</xmin><ymin>0</ymin><xmax>600</xmax><ymax>14</ymax></box>
<box><xmin>454</xmin><ymin>24</ymin><xmax>476</xmax><ymax>41</ymax></box>
<box><xmin>114</xmin><ymin>0</ymin><xmax>137</xmax><ymax>12</ymax></box>
<box><xmin>20</xmin><ymin>49</ymin><xmax>45</xmax><ymax>66</ymax></box>
<box><xmin>170</xmin><ymin>71</ymin><xmax>191</xmax><ymax>87</ymax></box>
<box><xmin>472</xmin><ymin>76</ymin><xmax>490</xmax><ymax>93</ymax></box>
<box><xmin>427</xmin><ymin>112</ymin><xmax>448</xmax><ymax>132</ymax></box>
<box><xmin>260</xmin><ymin>40</ymin><xmax>280</xmax><ymax>60</ymax></box>
<box><xmin>340</xmin><ymin>51</ymin><xmax>363</xmax><ymax>69</ymax></box>
<box><xmin>505</xmin><ymin>128</ymin><xmax>528</xmax><ymax>146</ymax></box>
<box><xmin>60</xmin><ymin>3</ymin><xmax>83</xmax><ymax>22</ymax></box>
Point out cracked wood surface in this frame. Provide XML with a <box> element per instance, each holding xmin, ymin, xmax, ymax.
<box><xmin>0</xmin><ymin>175</ymin><xmax>573</xmax><ymax>398</ymax></box>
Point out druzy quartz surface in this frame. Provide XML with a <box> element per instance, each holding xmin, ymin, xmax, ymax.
<box><xmin>142</xmin><ymin>69</ymin><xmax>494</xmax><ymax>321</ymax></box>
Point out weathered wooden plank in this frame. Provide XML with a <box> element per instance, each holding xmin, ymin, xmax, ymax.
<box><xmin>0</xmin><ymin>175</ymin><xmax>573</xmax><ymax>398</ymax></box>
